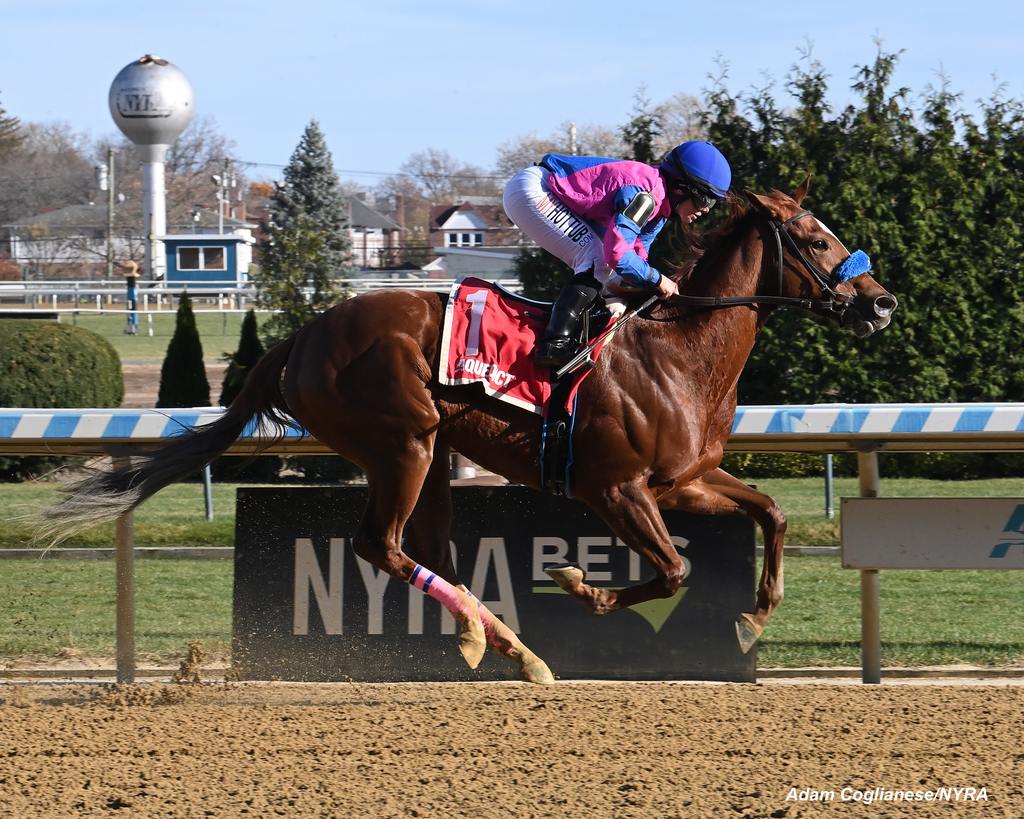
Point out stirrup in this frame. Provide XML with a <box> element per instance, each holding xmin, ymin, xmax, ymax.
<box><xmin>534</xmin><ymin>338</ymin><xmax>581</xmax><ymax>369</ymax></box>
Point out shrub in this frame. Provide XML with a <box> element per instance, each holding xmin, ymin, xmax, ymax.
<box><xmin>0</xmin><ymin>320</ymin><xmax>123</xmax><ymax>480</ymax></box>
<box><xmin>157</xmin><ymin>292</ymin><xmax>210</xmax><ymax>408</ymax></box>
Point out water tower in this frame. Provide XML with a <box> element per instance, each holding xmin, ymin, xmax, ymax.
<box><xmin>109</xmin><ymin>55</ymin><xmax>194</xmax><ymax>280</ymax></box>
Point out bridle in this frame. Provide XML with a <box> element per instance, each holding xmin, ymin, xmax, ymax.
<box><xmin>670</xmin><ymin>208</ymin><xmax>851</xmax><ymax>315</ymax></box>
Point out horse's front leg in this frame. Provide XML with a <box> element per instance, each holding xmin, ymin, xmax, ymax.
<box><xmin>661</xmin><ymin>468</ymin><xmax>786</xmax><ymax>652</ymax></box>
<box><xmin>547</xmin><ymin>479</ymin><xmax>686</xmax><ymax>614</ymax></box>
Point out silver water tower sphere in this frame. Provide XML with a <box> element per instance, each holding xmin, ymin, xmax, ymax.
<box><xmin>109</xmin><ymin>55</ymin><xmax>194</xmax><ymax>280</ymax></box>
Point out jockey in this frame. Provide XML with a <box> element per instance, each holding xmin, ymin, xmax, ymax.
<box><xmin>502</xmin><ymin>140</ymin><xmax>732</xmax><ymax>368</ymax></box>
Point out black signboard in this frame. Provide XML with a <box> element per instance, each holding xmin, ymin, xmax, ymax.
<box><xmin>233</xmin><ymin>486</ymin><xmax>756</xmax><ymax>682</ymax></box>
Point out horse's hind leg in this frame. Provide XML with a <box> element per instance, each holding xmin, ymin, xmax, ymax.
<box><xmin>351</xmin><ymin>442</ymin><xmax>487</xmax><ymax>670</ymax></box>
<box><xmin>405</xmin><ymin>441</ymin><xmax>554</xmax><ymax>684</ymax></box>
<box><xmin>291</xmin><ymin>333</ymin><xmax>487</xmax><ymax>670</ymax></box>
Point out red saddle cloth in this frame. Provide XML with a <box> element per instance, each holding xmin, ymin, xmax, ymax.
<box><xmin>439</xmin><ymin>277</ymin><xmax>614</xmax><ymax>415</ymax></box>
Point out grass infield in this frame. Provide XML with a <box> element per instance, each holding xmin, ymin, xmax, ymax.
<box><xmin>5</xmin><ymin>477</ymin><xmax>1023</xmax><ymax>550</ymax></box>
<box><xmin>71</xmin><ymin>311</ymin><xmax>262</xmax><ymax>361</ymax></box>
<box><xmin>0</xmin><ymin>556</ymin><xmax>1021</xmax><ymax>668</ymax></box>
<box><xmin>1</xmin><ymin>478</ymin><xmax>1022</xmax><ymax>667</ymax></box>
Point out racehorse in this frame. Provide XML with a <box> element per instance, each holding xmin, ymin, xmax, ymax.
<box><xmin>41</xmin><ymin>182</ymin><xmax>897</xmax><ymax>683</ymax></box>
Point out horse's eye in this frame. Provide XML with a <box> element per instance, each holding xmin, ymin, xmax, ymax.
<box><xmin>811</xmin><ymin>239</ymin><xmax>829</xmax><ymax>251</ymax></box>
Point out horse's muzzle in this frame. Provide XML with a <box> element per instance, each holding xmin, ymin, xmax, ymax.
<box><xmin>844</xmin><ymin>292</ymin><xmax>898</xmax><ymax>337</ymax></box>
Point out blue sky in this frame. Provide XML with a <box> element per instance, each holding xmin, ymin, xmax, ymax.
<box><xmin>1</xmin><ymin>0</ymin><xmax>1021</xmax><ymax>185</ymax></box>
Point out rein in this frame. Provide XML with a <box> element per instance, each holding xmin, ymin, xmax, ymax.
<box><xmin>668</xmin><ymin>209</ymin><xmax>847</xmax><ymax>314</ymax></box>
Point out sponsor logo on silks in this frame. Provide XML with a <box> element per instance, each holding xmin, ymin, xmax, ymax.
<box><xmin>536</xmin><ymin>196</ymin><xmax>593</xmax><ymax>247</ymax></box>
<box><xmin>989</xmin><ymin>504</ymin><xmax>1024</xmax><ymax>559</ymax></box>
<box><xmin>454</xmin><ymin>357</ymin><xmax>517</xmax><ymax>388</ymax></box>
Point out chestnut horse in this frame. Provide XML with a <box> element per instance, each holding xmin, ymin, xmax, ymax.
<box><xmin>42</xmin><ymin>183</ymin><xmax>897</xmax><ymax>683</ymax></box>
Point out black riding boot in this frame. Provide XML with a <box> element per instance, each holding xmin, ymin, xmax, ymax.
<box><xmin>534</xmin><ymin>279</ymin><xmax>600</xmax><ymax>369</ymax></box>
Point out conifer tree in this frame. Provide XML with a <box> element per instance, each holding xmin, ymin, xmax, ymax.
<box><xmin>621</xmin><ymin>87</ymin><xmax>663</xmax><ymax>164</ymax></box>
<box><xmin>255</xmin><ymin>119</ymin><xmax>349</xmax><ymax>345</ymax></box>
<box><xmin>0</xmin><ymin>92</ymin><xmax>21</xmax><ymax>158</ymax></box>
<box><xmin>219</xmin><ymin>309</ymin><xmax>264</xmax><ymax>407</ymax></box>
<box><xmin>157</xmin><ymin>292</ymin><xmax>210</xmax><ymax>408</ymax></box>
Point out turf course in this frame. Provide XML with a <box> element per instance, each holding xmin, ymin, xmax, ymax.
<box><xmin>1</xmin><ymin>478</ymin><xmax>1022</xmax><ymax>667</ymax></box>
<box><xmin>1</xmin><ymin>556</ymin><xmax>1021</xmax><ymax>667</ymax></box>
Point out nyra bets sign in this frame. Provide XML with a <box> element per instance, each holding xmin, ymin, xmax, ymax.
<box><xmin>233</xmin><ymin>487</ymin><xmax>755</xmax><ymax>682</ymax></box>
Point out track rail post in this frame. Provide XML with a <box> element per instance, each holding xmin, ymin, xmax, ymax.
<box><xmin>857</xmin><ymin>450</ymin><xmax>881</xmax><ymax>684</ymax></box>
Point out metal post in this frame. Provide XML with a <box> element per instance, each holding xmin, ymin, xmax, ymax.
<box><xmin>203</xmin><ymin>464</ymin><xmax>214</xmax><ymax>521</ymax></box>
<box><xmin>857</xmin><ymin>450</ymin><xmax>881</xmax><ymax>684</ymax></box>
<box><xmin>106</xmin><ymin>147</ymin><xmax>116</xmax><ymax>280</ymax></box>
<box><xmin>113</xmin><ymin>456</ymin><xmax>136</xmax><ymax>683</ymax></box>
<box><xmin>824</xmin><ymin>453</ymin><xmax>835</xmax><ymax>519</ymax></box>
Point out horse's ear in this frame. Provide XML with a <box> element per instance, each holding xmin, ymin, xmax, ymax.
<box><xmin>792</xmin><ymin>174</ymin><xmax>812</xmax><ymax>205</ymax></box>
<box><xmin>743</xmin><ymin>190</ymin><xmax>777</xmax><ymax>217</ymax></box>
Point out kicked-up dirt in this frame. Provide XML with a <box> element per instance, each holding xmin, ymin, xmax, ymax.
<box><xmin>1</xmin><ymin>680</ymin><xmax>1021</xmax><ymax>817</ymax></box>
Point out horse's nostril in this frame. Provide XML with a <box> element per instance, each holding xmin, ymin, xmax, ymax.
<box><xmin>873</xmin><ymin>294</ymin><xmax>898</xmax><ymax>317</ymax></box>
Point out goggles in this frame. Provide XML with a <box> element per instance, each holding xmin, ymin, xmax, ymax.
<box><xmin>671</xmin><ymin>182</ymin><xmax>718</xmax><ymax>212</ymax></box>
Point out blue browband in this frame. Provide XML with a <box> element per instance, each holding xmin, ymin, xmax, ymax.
<box><xmin>832</xmin><ymin>249</ymin><xmax>871</xmax><ymax>283</ymax></box>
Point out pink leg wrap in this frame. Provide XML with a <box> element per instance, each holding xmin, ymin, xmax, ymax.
<box><xmin>409</xmin><ymin>564</ymin><xmax>476</xmax><ymax>621</ymax></box>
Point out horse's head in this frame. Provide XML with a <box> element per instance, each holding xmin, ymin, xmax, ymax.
<box><xmin>745</xmin><ymin>181</ymin><xmax>898</xmax><ymax>337</ymax></box>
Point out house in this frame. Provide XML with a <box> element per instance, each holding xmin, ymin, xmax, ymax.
<box><xmin>347</xmin><ymin>195</ymin><xmax>402</xmax><ymax>269</ymax></box>
<box><xmin>428</xmin><ymin>196</ymin><xmax>520</xmax><ymax>278</ymax></box>
<box><xmin>3</xmin><ymin>203</ymin><xmax>255</xmax><ymax>279</ymax></box>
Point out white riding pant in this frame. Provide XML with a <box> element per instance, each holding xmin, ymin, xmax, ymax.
<box><xmin>502</xmin><ymin>166</ymin><xmax>624</xmax><ymax>292</ymax></box>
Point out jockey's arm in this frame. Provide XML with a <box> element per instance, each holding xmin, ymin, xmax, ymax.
<box><xmin>603</xmin><ymin>186</ymin><xmax>678</xmax><ymax>298</ymax></box>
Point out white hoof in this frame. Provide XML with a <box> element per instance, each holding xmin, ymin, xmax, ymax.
<box><xmin>458</xmin><ymin>614</ymin><xmax>487</xmax><ymax>669</ymax></box>
<box><xmin>735</xmin><ymin>616</ymin><xmax>761</xmax><ymax>655</ymax></box>
<box><xmin>544</xmin><ymin>564</ymin><xmax>585</xmax><ymax>592</ymax></box>
<box><xmin>521</xmin><ymin>657</ymin><xmax>555</xmax><ymax>685</ymax></box>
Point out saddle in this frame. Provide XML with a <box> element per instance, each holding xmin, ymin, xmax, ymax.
<box><xmin>438</xmin><ymin>277</ymin><xmax>620</xmax><ymax>496</ymax></box>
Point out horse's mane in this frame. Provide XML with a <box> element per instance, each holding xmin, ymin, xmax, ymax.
<box><xmin>661</xmin><ymin>194</ymin><xmax>752</xmax><ymax>283</ymax></box>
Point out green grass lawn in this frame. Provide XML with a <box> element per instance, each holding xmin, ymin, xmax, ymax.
<box><xmin>68</xmin><ymin>310</ymin><xmax>267</xmax><ymax>361</ymax></box>
<box><xmin>4</xmin><ymin>477</ymin><xmax>1022</xmax><ymax>550</ymax></box>
<box><xmin>0</xmin><ymin>555</ymin><xmax>1020</xmax><ymax>667</ymax></box>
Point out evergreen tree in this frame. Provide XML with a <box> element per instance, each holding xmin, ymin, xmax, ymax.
<box><xmin>157</xmin><ymin>292</ymin><xmax>210</xmax><ymax>408</ymax></box>
<box><xmin>0</xmin><ymin>92</ymin><xmax>21</xmax><ymax>158</ymax></box>
<box><xmin>257</xmin><ymin>212</ymin><xmax>334</xmax><ymax>343</ymax></box>
<box><xmin>515</xmin><ymin>246</ymin><xmax>568</xmax><ymax>301</ymax></box>
<box><xmin>254</xmin><ymin>119</ymin><xmax>349</xmax><ymax>345</ymax></box>
<box><xmin>219</xmin><ymin>309</ymin><xmax>264</xmax><ymax>406</ymax></box>
<box><xmin>213</xmin><ymin>308</ymin><xmax>278</xmax><ymax>482</ymax></box>
<box><xmin>621</xmin><ymin>87</ymin><xmax>663</xmax><ymax>164</ymax></box>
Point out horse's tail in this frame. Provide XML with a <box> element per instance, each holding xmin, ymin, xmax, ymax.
<box><xmin>38</xmin><ymin>333</ymin><xmax>299</xmax><ymax>547</ymax></box>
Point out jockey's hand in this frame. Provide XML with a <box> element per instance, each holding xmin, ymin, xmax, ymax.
<box><xmin>655</xmin><ymin>274</ymin><xmax>679</xmax><ymax>300</ymax></box>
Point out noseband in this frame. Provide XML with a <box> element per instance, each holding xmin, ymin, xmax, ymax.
<box><xmin>671</xmin><ymin>208</ymin><xmax>854</xmax><ymax>314</ymax></box>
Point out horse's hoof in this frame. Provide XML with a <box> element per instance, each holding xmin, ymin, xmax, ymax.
<box><xmin>545</xmin><ymin>564</ymin><xmax>584</xmax><ymax>591</ymax></box>
<box><xmin>521</xmin><ymin>658</ymin><xmax>555</xmax><ymax>685</ymax></box>
<box><xmin>458</xmin><ymin>613</ymin><xmax>487</xmax><ymax>670</ymax></box>
<box><xmin>735</xmin><ymin>615</ymin><xmax>762</xmax><ymax>655</ymax></box>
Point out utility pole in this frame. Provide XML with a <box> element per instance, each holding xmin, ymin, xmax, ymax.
<box><xmin>212</xmin><ymin>159</ymin><xmax>236</xmax><ymax>235</ymax></box>
<box><xmin>568</xmin><ymin>122</ymin><xmax>578</xmax><ymax>155</ymax></box>
<box><xmin>107</xmin><ymin>147</ymin><xmax>116</xmax><ymax>278</ymax></box>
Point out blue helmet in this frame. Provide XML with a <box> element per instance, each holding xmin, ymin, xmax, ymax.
<box><xmin>659</xmin><ymin>141</ymin><xmax>732</xmax><ymax>206</ymax></box>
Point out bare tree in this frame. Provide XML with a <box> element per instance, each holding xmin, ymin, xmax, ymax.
<box><xmin>0</xmin><ymin>122</ymin><xmax>94</xmax><ymax>226</ymax></box>
<box><xmin>653</xmin><ymin>93</ymin><xmax>706</xmax><ymax>156</ymax></box>
<box><xmin>495</xmin><ymin>122</ymin><xmax>627</xmax><ymax>178</ymax></box>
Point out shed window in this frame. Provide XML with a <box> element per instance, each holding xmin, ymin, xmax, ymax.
<box><xmin>176</xmin><ymin>245</ymin><xmax>227</xmax><ymax>271</ymax></box>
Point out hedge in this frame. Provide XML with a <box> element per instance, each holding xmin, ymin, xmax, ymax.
<box><xmin>0</xmin><ymin>320</ymin><xmax>123</xmax><ymax>480</ymax></box>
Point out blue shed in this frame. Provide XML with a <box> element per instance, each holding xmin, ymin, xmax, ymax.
<box><xmin>161</xmin><ymin>232</ymin><xmax>253</xmax><ymax>287</ymax></box>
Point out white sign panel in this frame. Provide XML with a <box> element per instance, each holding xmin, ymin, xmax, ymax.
<box><xmin>842</xmin><ymin>498</ymin><xmax>1024</xmax><ymax>569</ymax></box>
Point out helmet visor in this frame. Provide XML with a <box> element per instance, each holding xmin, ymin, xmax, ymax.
<box><xmin>670</xmin><ymin>181</ymin><xmax>718</xmax><ymax>212</ymax></box>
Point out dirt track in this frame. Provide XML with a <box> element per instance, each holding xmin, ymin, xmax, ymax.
<box><xmin>1</xmin><ymin>681</ymin><xmax>1021</xmax><ymax>818</ymax></box>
